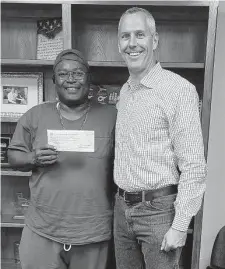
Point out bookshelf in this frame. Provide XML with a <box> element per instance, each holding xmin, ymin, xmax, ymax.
<box><xmin>1</xmin><ymin>1</ymin><xmax>218</xmax><ymax>269</ymax></box>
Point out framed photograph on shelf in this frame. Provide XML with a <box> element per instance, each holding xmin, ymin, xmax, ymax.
<box><xmin>37</xmin><ymin>18</ymin><xmax>63</xmax><ymax>60</ymax></box>
<box><xmin>1</xmin><ymin>72</ymin><xmax>43</xmax><ymax>122</ymax></box>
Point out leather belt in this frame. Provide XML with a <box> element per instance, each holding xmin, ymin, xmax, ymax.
<box><xmin>118</xmin><ymin>185</ymin><xmax>178</xmax><ymax>204</ymax></box>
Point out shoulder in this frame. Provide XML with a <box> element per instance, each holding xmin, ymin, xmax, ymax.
<box><xmin>160</xmin><ymin>68</ymin><xmax>197</xmax><ymax>99</ymax></box>
<box><xmin>23</xmin><ymin>101</ymin><xmax>56</xmax><ymax>118</ymax></box>
<box><xmin>19</xmin><ymin>101</ymin><xmax>57</xmax><ymax>127</ymax></box>
<box><xmin>90</xmin><ymin>101</ymin><xmax>117</xmax><ymax>122</ymax></box>
<box><xmin>116</xmin><ymin>82</ymin><xmax>129</xmax><ymax>110</ymax></box>
<box><xmin>91</xmin><ymin>100</ymin><xmax>117</xmax><ymax>115</ymax></box>
<box><xmin>120</xmin><ymin>82</ymin><xmax>129</xmax><ymax>94</ymax></box>
<box><xmin>162</xmin><ymin>68</ymin><xmax>193</xmax><ymax>88</ymax></box>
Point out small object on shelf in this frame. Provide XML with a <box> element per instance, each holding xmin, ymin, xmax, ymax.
<box><xmin>88</xmin><ymin>84</ymin><xmax>99</xmax><ymax>101</ymax></box>
<box><xmin>12</xmin><ymin>215</ymin><xmax>25</xmax><ymax>220</ymax></box>
<box><xmin>88</xmin><ymin>84</ymin><xmax>120</xmax><ymax>105</ymax></box>
<box><xmin>1</xmin><ymin>213</ymin><xmax>25</xmax><ymax>228</ymax></box>
<box><xmin>13</xmin><ymin>192</ymin><xmax>29</xmax><ymax>219</ymax></box>
<box><xmin>13</xmin><ymin>241</ymin><xmax>21</xmax><ymax>264</ymax></box>
<box><xmin>37</xmin><ymin>18</ymin><xmax>63</xmax><ymax>60</ymax></box>
<box><xmin>96</xmin><ymin>87</ymin><xmax>108</xmax><ymax>105</ymax></box>
<box><xmin>104</xmin><ymin>85</ymin><xmax>120</xmax><ymax>105</ymax></box>
<box><xmin>1</xmin><ymin>134</ymin><xmax>11</xmax><ymax>166</ymax></box>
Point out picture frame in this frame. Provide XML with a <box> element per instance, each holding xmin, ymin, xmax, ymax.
<box><xmin>1</xmin><ymin>72</ymin><xmax>43</xmax><ymax>121</ymax></box>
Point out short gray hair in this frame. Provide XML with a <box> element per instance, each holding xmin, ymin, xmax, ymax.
<box><xmin>118</xmin><ymin>7</ymin><xmax>156</xmax><ymax>35</ymax></box>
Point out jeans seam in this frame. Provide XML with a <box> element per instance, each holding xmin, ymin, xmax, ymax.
<box><xmin>125</xmin><ymin>209</ymin><xmax>135</xmax><ymax>236</ymax></box>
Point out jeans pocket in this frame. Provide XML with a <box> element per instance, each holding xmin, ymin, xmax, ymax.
<box><xmin>143</xmin><ymin>193</ymin><xmax>177</xmax><ymax>211</ymax></box>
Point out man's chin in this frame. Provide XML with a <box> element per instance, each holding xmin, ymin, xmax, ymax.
<box><xmin>127</xmin><ymin>64</ymin><xmax>144</xmax><ymax>75</ymax></box>
<box><xmin>58</xmin><ymin>95</ymin><xmax>89</xmax><ymax>107</ymax></box>
<box><xmin>65</xmin><ymin>99</ymin><xmax>84</xmax><ymax>106</ymax></box>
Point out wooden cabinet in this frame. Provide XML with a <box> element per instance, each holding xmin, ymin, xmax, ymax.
<box><xmin>1</xmin><ymin>1</ymin><xmax>218</xmax><ymax>269</ymax></box>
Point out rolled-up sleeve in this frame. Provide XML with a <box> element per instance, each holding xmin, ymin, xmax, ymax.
<box><xmin>8</xmin><ymin>113</ymin><xmax>33</xmax><ymax>153</ymax></box>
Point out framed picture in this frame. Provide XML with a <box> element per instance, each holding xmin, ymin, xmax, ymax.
<box><xmin>1</xmin><ymin>72</ymin><xmax>43</xmax><ymax>121</ymax></box>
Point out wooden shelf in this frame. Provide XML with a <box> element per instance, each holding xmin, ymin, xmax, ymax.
<box><xmin>1</xmin><ymin>170</ymin><xmax>32</xmax><ymax>177</ymax></box>
<box><xmin>1</xmin><ymin>214</ymin><xmax>25</xmax><ymax>228</ymax></box>
<box><xmin>1</xmin><ymin>59</ymin><xmax>204</xmax><ymax>69</ymax></box>
<box><xmin>161</xmin><ymin>62</ymin><xmax>204</xmax><ymax>69</ymax></box>
<box><xmin>0</xmin><ymin>1</ymin><xmax>211</xmax><ymax>7</ymax></box>
<box><xmin>1</xmin><ymin>116</ymin><xmax>19</xmax><ymax>123</ymax></box>
<box><xmin>1</xmin><ymin>58</ymin><xmax>54</xmax><ymax>67</ymax></box>
<box><xmin>89</xmin><ymin>61</ymin><xmax>126</xmax><ymax>67</ymax></box>
<box><xmin>1</xmin><ymin>260</ymin><xmax>21</xmax><ymax>269</ymax></box>
<box><xmin>1</xmin><ymin>163</ymin><xmax>11</xmax><ymax>168</ymax></box>
<box><xmin>1</xmin><ymin>223</ymin><xmax>25</xmax><ymax>228</ymax></box>
<box><xmin>89</xmin><ymin>61</ymin><xmax>204</xmax><ymax>69</ymax></box>
<box><xmin>70</xmin><ymin>1</ymin><xmax>211</xmax><ymax>6</ymax></box>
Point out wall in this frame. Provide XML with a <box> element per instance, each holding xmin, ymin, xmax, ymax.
<box><xmin>199</xmin><ymin>1</ymin><xmax>225</xmax><ymax>269</ymax></box>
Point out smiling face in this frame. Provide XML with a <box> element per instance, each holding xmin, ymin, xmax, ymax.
<box><xmin>118</xmin><ymin>12</ymin><xmax>159</xmax><ymax>79</ymax></box>
<box><xmin>54</xmin><ymin>59</ymin><xmax>89</xmax><ymax>106</ymax></box>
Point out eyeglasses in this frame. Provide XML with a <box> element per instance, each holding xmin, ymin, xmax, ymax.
<box><xmin>56</xmin><ymin>70</ymin><xmax>87</xmax><ymax>80</ymax></box>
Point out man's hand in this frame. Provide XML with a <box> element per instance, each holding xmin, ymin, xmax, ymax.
<box><xmin>161</xmin><ymin>227</ymin><xmax>187</xmax><ymax>252</ymax></box>
<box><xmin>32</xmin><ymin>145</ymin><xmax>58</xmax><ymax>167</ymax></box>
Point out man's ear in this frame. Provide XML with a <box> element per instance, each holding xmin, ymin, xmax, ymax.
<box><xmin>52</xmin><ymin>74</ymin><xmax>55</xmax><ymax>84</ymax></box>
<box><xmin>153</xmin><ymin>32</ymin><xmax>159</xmax><ymax>51</ymax></box>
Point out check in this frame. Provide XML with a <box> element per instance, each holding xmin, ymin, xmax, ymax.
<box><xmin>47</xmin><ymin>130</ymin><xmax>94</xmax><ymax>152</ymax></box>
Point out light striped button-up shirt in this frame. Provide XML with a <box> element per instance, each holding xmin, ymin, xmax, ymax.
<box><xmin>114</xmin><ymin>62</ymin><xmax>207</xmax><ymax>231</ymax></box>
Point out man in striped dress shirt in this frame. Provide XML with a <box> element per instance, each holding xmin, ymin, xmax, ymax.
<box><xmin>113</xmin><ymin>7</ymin><xmax>207</xmax><ymax>269</ymax></box>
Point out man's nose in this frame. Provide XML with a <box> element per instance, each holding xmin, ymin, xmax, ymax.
<box><xmin>129</xmin><ymin>34</ymin><xmax>137</xmax><ymax>48</ymax></box>
<box><xmin>67</xmin><ymin>72</ymin><xmax>76</xmax><ymax>82</ymax></box>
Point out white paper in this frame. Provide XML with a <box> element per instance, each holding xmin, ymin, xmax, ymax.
<box><xmin>47</xmin><ymin>130</ymin><xmax>94</xmax><ymax>152</ymax></box>
<box><xmin>37</xmin><ymin>31</ymin><xmax>64</xmax><ymax>60</ymax></box>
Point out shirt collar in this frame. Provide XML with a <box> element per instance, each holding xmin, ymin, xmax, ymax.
<box><xmin>127</xmin><ymin>62</ymin><xmax>163</xmax><ymax>89</ymax></box>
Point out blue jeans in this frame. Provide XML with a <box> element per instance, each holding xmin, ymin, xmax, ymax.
<box><xmin>113</xmin><ymin>192</ymin><xmax>182</xmax><ymax>269</ymax></box>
